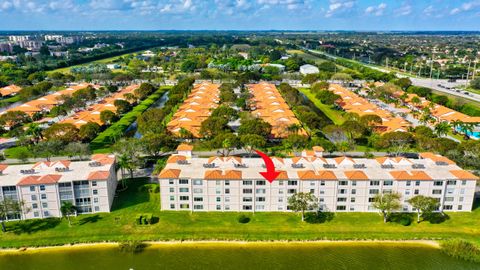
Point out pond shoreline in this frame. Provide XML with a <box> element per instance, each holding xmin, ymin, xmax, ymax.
<box><xmin>0</xmin><ymin>239</ymin><xmax>441</xmax><ymax>254</ymax></box>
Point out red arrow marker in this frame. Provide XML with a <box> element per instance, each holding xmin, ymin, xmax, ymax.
<box><xmin>255</xmin><ymin>150</ymin><xmax>281</xmax><ymax>183</ymax></box>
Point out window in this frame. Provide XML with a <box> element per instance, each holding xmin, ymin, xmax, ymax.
<box><xmin>446</xmin><ymin>180</ymin><xmax>456</xmax><ymax>185</ymax></box>
<box><xmin>169</xmin><ymin>188</ymin><xmax>174</xmax><ymax>193</ymax></box>
<box><xmin>319</xmin><ymin>198</ymin><xmax>324</xmax><ymax>202</ymax></box>
<box><xmin>288</xmin><ymin>181</ymin><xmax>298</xmax><ymax>186</ymax></box>
<box><xmin>462</xmin><ymin>180</ymin><xmax>467</xmax><ymax>185</ymax></box>
<box><xmin>180</xmin><ymin>204</ymin><xmax>189</xmax><ymax>209</ymax></box>
<box><xmin>444</xmin><ymin>197</ymin><xmax>454</xmax><ymax>202</ymax></box>
<box><xmin>278</xmin><ymin>181</ymin><xmax>284</xmax><ymax>186</ymax></box>
<box><xmin>225</xmin><ymin>197</ymin><xmax>230</xmax><ymax>202</ymax></box>
<box><xmin>287</xmin><ymin>189</ymin><xmax>296</xmax><ymax>194</ymax></box>
<box><xmin>42</xmin><ymin>202</ymin><xmax>48</xmax><ymax>208</ymax></box>
<box><xmin>310</xmin><ymin>189</ymin><xmax>314</xmax><ymax>194</ymax></box>
<box><xmin>460</xmin><ymin>189</ymin><xmax>465</xmax><ymax>194</ymax></box>
<box><xmin>170</xmin><ymin>204</ymin><xmax>175</xmax><ymax>209</ymax></box>
<box><xmin>194</xmin><ymin>197</ymin><xmax>203</xmax><ymax>202</ymax></box>
<box><xmin>32</xmin><ymin>203</ymin><xmax>38</xmax><ymax>209</ymax></box>
<box><xmin>336</xmin><ymin>205</ymin><xmax>346</xmax><ymax>211</ymax></box>
<box><xmin>94</xmin><ymin>198</ymin><xmax>99</xmax><ymax>203</ymax></box>
<box><xmin>225</xmin><ymin>205</ymin><xmax>230</xmax><ymax>210</ymax></box>
<box><xmin>320</xmin><ymin>181</ymin><xmax>325</xmax><ymax>186</ymax></box>
<box><xmin>369</xmin><ymin>181</ymin><xmax>380</xmax><ymax>186</ymax></box>
<box><xmin>193</xmin><ymin>180</ymin><xmax>203</xmax><ymax>185</ymax></box>
<box><xmin>369</xmin><ymin>189</ymin><xmax>379</xmax><ymax>195</ymax></box>
<box><xmin>256</xmin><ymin>180</ymin><xmax>266</xmax><ymax>185</ymax></box>
<box><xmin>43</xmin><ymin>211</ymin><xmax>49</xmax><ymax>217</ymax></box>
<box><xmin>415</xmin><ymin>181</ymin><xmax>420</xmax><ymax>186</ymax></box>
<box><xmin>179</xmin><ymin>196</ymin><xmax>189</xmax><ymax>201</ymax></box>
<box><xmin>94</xmin><ymin>206</ymin><xmax>100</xmax><ymax>212</ymax></box>
<box><xmin>320</xmin><ymin>190</ymin><xmax>325</xmax><ymax>194</ymax></box>
<box><xmin>40</xmin><ymin>185</ymin><xmax>45</xmax><ymax>191</ymax></box>
<box><xmin>216</xmin><ymin>197</ymin><xmax>221</xmax><ymax>202</ymax></box>
<box><xmin>350</xmin><ymin>207</ymin><xmax>355</xmax><ymax>211</ymax></box>
<box><xmin>310</xmin><ymin>181</ymin><xmax>315</xmax><ymax>186</ymax></box>
<box><xmin>256</xmin><ymin>205</ymin><xmax>265</xmax><ymax>210</ymax></box>
<box><xmin>169</xmin><ymin>180</ymin><xmax>174</xmax><ymax>185</ymax></box>
<box><xmin>243</xmin><ymin>197</ymin><xmax>253</xmax><ymax>202</ymax></box>
<box><xmin>405</xmin><ymin>190</ymin><xmax>410</xmax><ymax>195</ymax></box>
<box><xmin>225</xmin><ymin>181</ymin><xmax>230</xmax><ymax>186</ymax></box>
<box><xmin>383</xmin><ymin>189</ymin><xmax>392</xmax><ymax>194</ymax></box>
<box><xmin>194</xmin><ymin>205</ymin><xmax>203</xmax><ymax>210</ymax></box>
<box><xmin>434</xmin><ymin>181</ymin><xmax>443</xmax><ymax>186</ymax></box>
<box><xmin>256</xmin><ymin>197</ymin><xmax>266</xmax><ymax>202</ymax></box>
<box><xmin>368</xmin><ymin>197</ymin><xmax>375</xmax><ymax>202</ymax></box>
<box><xmin>337</xmin><ymin>197</ymin><xmax>347</xmax><ymax>202</ymax></box>
<box><xmin>339</xmin><ymin>181</ymin><xmax>348</xmax><ymax>186</ymax></box>
<box><xmin>351</xmin><ymin>189</ymin><xmax>356</xmax><ymax>195</ymax></box>
<box><xmin>216</xmin><ymin>188</ymin><xmax>221</xmax><ymax>194</ymax></box>
<box><xmin>338</xmin><ymin>189</ymin><xmax>347</xmax><ymax>194</ymax></box>
<box><xmin>193</xmin><ymin>188</ymin><xmax>203</xmax><ymax>194</ymax></box>
<box><xmin>458</xmin><ymin>205</ymin><xmax>463</xmax><ymax>210</ymax></box>
<box><xmin>30</xmin><ymin>186</ymin><xmax>35</xmax><ymax>192</ymax></box>
<box><xmin>216</xmin><ymin>181</ymin><xmax>221</xmax><ymax>186</ymax></box>
<box><xmin>179</xmin><ymin>179</ymin><xmax>189</xmax><ymax>184</ymax></box>
<box><xmin>216</xmin><ymin>205</ymin><xmax>221</xmax><ymax>210</ymax></box>
<box><xmin>446</xmin><ymin>188</ymin><xmax>455</xmax><ymax>195</ymax></box>
<box><xmin>351</xmin><ymin>181</ymin><xmax>357</xmax><ymax>186</ymax></box>
<box><xmin>278</xmin><ymin>197</ymin><xmax>284</xmax><ymax>202</ymax></box>
<box><xmin>256</xmin><ymin>189</ymin><xmax>266</xmax><ymax>194</ymax></box>
<box><xmin>444</xmin><ymin>205</ymin><xmax>453</xmax><ymax>210</ymax></box>
<box><xmin>179</xmin><ymin>188</ymin><xmax>189</xmax><ymax>192</ymax></box>
<box><xmin>243</xmin><ymin>181</ymin><xmax>252</xmax><ymax>185</ymax></box>
<box><xmin>383</xmin><ymin>180</ymin><xmax>393</xmax><ymax>186</ymax></box>
<box><xmin>41</xmin><ymin>194</ymin><xmax>47</xmax><ymax>200</ymax></box>
<box><xmin>459</xmin><ymin>197</ymin><xmax>464</xmax><ymax>202</ymax></box>
<box><xmin>225</xmin><ymin>188</ymin><xmax>230</xmax><ymax>194</ymax></box>
<box><xmin>432</xmin><ymin>189</ymin><xmax>442</xmax><ymax>195</ymax></box>
<box><xmin>34</xmin><ymin>211</ymin><xmax>39</xmax><ymax>217</ymax></box>
<box><xmin>92</xmin><ymin>181</ymin><xmax>97</xmax><ymax>187</ymax></box>
<box><xmin>243</xmin><ymin>189</ymin><xmax>253</xmax><ymax>194</ymax></box>
<box><xmin>242</xmin><ymin>205</ymin><xmax>252</xmax><ymax>210</ymax></box>
<box><xmin>31</xmin><ymin>195</ymin><xmax>37</xmax><ymax>201</ymax></box>
<box><xmin>279</xmin><ymin>189</ymin><xmax>284</xmax><ymax>194</ymax></box>
<box><xmin>414</xmin><ymin>189</ymin><xmax>419</xmax><ymax>195</ymax></box>
<box><xmin>350</xmin><ymin>197</ymin><xmax>356</xmax><ymax>203</ymax></box>
<box><xmin>406</xmin><ymin>181</ymin><xmax>411</xmax><ymax>186</ymax></box>
<box><xmin>93</xmin><ymin>189</ymin><xmax>98</xmax><ymax>195</ymax></box>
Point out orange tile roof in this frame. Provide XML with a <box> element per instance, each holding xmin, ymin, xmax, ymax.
<box><xmin>449</xmin><ymin>170</ymin><xmax>479</xmax><ymax>180</ymax></box>
<box><xmin>0</xmin><ymin>85</ymin><xmax>21</xmax><ymax>96</ymax></box>
<box><xmin>390</xmin><ymin>170</ymin><xmax>432</xmax><ymax>181</ymax></box>
<box><xmin>297</xmin><ymin>170</ymin><xmax>337</xmax><ymax>180</ymax></box>
<box><xmin>18</xmin><ymin>174</ymin><xmax>62</xmax><ymax>186</ymax></box>
<box><xmin>167</xmin><ymin>155</ymin><xmax>186</xmax><ymax>164</ymax></box>
<box><xmin>159</xmin><ymin>169</ymin><xmax>181</xmax><ymax>179</ymax></box>
<box><xmin>87</xmin><ymin>171</ymin><xmax>111</xmax><ymax>181</ymax></box>
<box><xmin>177</xmin><ymin>144</ymin><xmax>194</xmax><ymax>151</ymax></box>
<box><xmin>0</xmin><ymin>164</ymin><xmax>8</xmax><ymax>171</ymax></box>
<box><xmin>419</xmin><ymin>152</ymin><xmax>456</xmax><ymax>165</ymax></box>
<box><xmin>344</xmin><ymin>170</ymin><xmax>369</xmax><ymax>180</ymax></box>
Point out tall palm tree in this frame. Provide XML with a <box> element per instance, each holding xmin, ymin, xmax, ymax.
<box><xmin>286</xmin><ymin>123</ymin><xmax>302</xmax><ymax>135</ymax></box>
<box><xmin>24</xmin><ymin>123</ymin><xmax>43</xmax><ymax>144</ymax></box>
<box><xmin>434</xmin><ymin>122</ymin><xmax>451</xmax><ymax>137</ymax></box>
<box><xmin>451</xmin><ymin>120</ymin><xmax>463</xmax><ymax>134</ymax></box>
<box><xmin>117</xmin><ymin>154</ymin><xmax>130</xmax><ymax>188</ymax></box>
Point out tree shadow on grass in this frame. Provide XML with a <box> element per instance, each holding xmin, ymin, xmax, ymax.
<box><xmin>305</xmin><ymin>211</ymin><xmax>335</xmax><ymax>224</ymax></box>
<box><xmin>9</xmin><ymin>218</ymin><xmax>61</xmax><ymax>235</ymax></box>
<box><xmin>77</xmin><ymin>215</ymin><xmax>102</xmax><ymax>225</ymax></box>
<box><xmin>424</xmin><ymin>212</ymin><xmax>450</xmax><ymax>224</ymax></box>
<box><xmin>390</xmin><ymin>213</ymin><xmax>414</xmax><ymax>226</ymax></box>
<box><xmin>111</xmin><ymin>178</ymin><xmax>150</xmax><ymax>211</ymax></box>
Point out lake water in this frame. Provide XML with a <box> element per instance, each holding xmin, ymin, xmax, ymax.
<box><xmin>0</xmin><ymin>242</ymin><xmax>479</xmax><ymax>270</ymax></box>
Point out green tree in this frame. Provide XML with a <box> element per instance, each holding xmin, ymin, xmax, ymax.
<box><xmin>372</xmin><ymin>192</ymin><xmax>402</xmax><ymax>223</ymax></box>
<box><xmin>79</xmin><ymin>122</ymin><xmax>101</xmax><ymax>141</ymax></box>
<box><xmin>287</xmin><ymin>192</ymin><xmax>318</xmax><ymax>222</ymax></box>
<box><xmin>43</xmin><ymin>123</ymin><xmax>79</xmax><ymax>143</ymax></box>
<box><xmin>113</xmin><ymin>138</ymin><xmax>142</xmax><ymax>180</ymax></box>
<box><xmin>434</xmin><ymin>122</ymin><xmax>451</xmax><ymax>137</ymax></box>
<box><xmin>283</xmin><ymin>134</ymin><xmax>308</xmax><ymax>153</ymax></box>
<box><xmin>114</xmin><ymin>99</ymin><xmax>131</xmax><ymax>114</ymax></box>
<box><xmin>33</xmin><ymin>140</ymin><xmax>64</xmax><ymax>161</ymax></box>
<box><xmin>238</xmin><ymin>118</ymin><xmax>272</xmax><ymax>137</ymax></box>
<box><xmin>407</xmin><ymin>195</ymin><xmax>440</xmax><ymax>223</ymax></box>
<box><xmin>140</xmin><ymin>133</ymin><xmax>175</xmax><ymax>157</ymax></box>
<box><xmin>100</xmin><ymin>110</ymin><xmax>117</xmax><ymax>125</ymax></box>
<box><xmin>60</xmin><ymin>201</ymin><xmax>77</xmax><ymax>226</ymax></box>
<box><xmin>0</xmin><ymin>199</ymin><xmax>27</xmax><ymax>232</ymax></box>
<box><xmin>240</xmin><ymin>134</ymin><xmax>266</xmax><ymax>157</ymax></box>
<box><xmin>64</xmin><ymin>142</ymin><xmax>91</xmax><ymax>160</ymax></box>
<box><xmin>134</xmin><ymin>83</ymin><xmax>156</xmax><ymax>100</ymax></box>
<box><xmin>199</xmin><ymin>116</ymin><xmax>230</xmax><ymax>138</ymax></box>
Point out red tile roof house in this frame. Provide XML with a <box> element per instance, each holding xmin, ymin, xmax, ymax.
<box><xmin>0</xmin><ymin>154</ymin><xmax>117</xmax><ymax>221</ymax></box>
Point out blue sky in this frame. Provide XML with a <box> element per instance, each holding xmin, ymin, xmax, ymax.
<box><xmin>0</xmin><ymin>0</ymin><xmax>479</xmax><ymax>30</ymax></box>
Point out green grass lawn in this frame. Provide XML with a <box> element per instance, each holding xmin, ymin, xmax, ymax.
<box><xmin>2</xmin><ymin>178</ymin><xmax>480</xmax><ymax>248</ymax></box>
<box><xmin>298</xmin><ymin>88</ymin><xmax>345</xmax><ymax>125</ymax></box>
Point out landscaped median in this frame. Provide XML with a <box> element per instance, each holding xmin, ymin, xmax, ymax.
<box><xmin>1</xmin><ymin>178</ymin><xmax>480</xmax><ymax>250</ymax></box>
<box><xmin>90</xmin><ymin>86</ymin><xmax>171</xmax><ymax>152</ymax></box>
<box><xmin>298</xmin><ymin>88</ymin><xmax>345</xmax><ymax>125</ymax></box>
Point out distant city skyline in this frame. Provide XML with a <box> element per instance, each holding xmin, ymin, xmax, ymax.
<box><xmin>0</xmin><ymin>0</ymin><xmax>479</xmax><ymax>31</ymax></box>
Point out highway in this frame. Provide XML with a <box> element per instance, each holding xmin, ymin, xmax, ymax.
<box><xmin>305</xmin><ymin>48</ymin><xmax>480</xmax><ymax>103</ymax></box>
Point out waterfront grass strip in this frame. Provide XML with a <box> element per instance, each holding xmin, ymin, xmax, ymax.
<box><xmin>298</xmin><ymin>88</ymin><xmax>345</xmax><ymax>125</ymax></box>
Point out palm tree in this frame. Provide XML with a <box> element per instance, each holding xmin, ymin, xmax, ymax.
<box><xmin>451</xmin><ymin>120</ymin><xmax>463</xmax><ymax>134</ymax></box>
<box><xmin>434</xmin><ymin>122</ymin><xmax>451</xmax><ymax>137</ymax></box>
<box><xmin>60</xmin><ymin>201</ymin><xmax>77</xmax><ymax>226</ymax></box>
<box><xmin>117</xmin><ymin>154</ymin><xmax>130</xmax><ymax>188</ymax></box>
<box><xmin>286</xmin><ymin>123</ymin><xmax>302</xmax><ymax>135</ymax></box>
<box><xmin>24</xmin><ymin>123</ymin><xmax>43</xmax><ymax>144</ymax></box>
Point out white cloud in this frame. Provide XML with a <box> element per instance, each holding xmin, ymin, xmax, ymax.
<box><xmin>326</xmin><ymin>0</ymin><xmax>355</xmax><ymax>18</ymax></box>
<box><xmin>395</xmin><ymin>3</ymin><xmax>411</xmax><ymax>16</ymax></box>
<box><xmin>450</xmin><ymin>0</ymin><xmax>480</xmax><ymax>15</ymax></box>
<box><xmin>257</xmin><ymin>0</ymin><xmax>307</xmax><ymax>10</ymax></box>
<box><xmin>365</xmin><ymin>2</ymin><xmax>386</xmax><ymax>16</ymax></box>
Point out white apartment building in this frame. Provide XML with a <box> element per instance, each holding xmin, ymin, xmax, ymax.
<box><xmin>158</xmin><ymin>149</ymin><xmax>477</xmax><ymax>213</ymax></box>
<box><xmin>0</xmin><ymin>154</ymin><xmax>117</xmax><ymax>221</ymax></box>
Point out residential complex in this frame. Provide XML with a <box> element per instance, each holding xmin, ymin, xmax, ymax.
<box><xmin>60</xmin><ymin>84</ymin><xmax>139</xmax><ymax>127</ymax></box>
<box><xmin>248</xmin><ymin>82</ymin><xmax>306</xmax><ymax>138</ymax></box>
<box><xmin>159</xmin><ymin>148</ymin><xmax>477</xmax><ymax>212</ymax></box>
<box><xmin>331</xmin><ymin>84</ymin><xmax>411</xmax><ymax>133</ymax></box>
<box><xmin>0</xmin><ymin>85</ymin><xmax>22</xmax><ymax>97</ymax></box>
<box><xmin>0</xmin><ymin>154</ymin><xmax>117</xmax><ymax>221</ymax></box>
<box><xmin>167</xmin><ymin>82</ymin><xmax>220</xmax><ymax>137</ymax></box>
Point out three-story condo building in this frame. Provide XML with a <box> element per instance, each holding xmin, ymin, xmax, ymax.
<box><xmin>0</xmin><ymin>154</ymin><xmax>117</xmax><ymax>221</ymax></box>
<box><xmin>158</xmin><ymin>147</ymin><xmax>477</xmax><ymax>212</ymax></box>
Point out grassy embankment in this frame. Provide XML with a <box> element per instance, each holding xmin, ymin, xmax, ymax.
<box><xmin>1</xmin><ymin>178</ymin><xmax>479</xmax><ymax>249</ymax></box>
